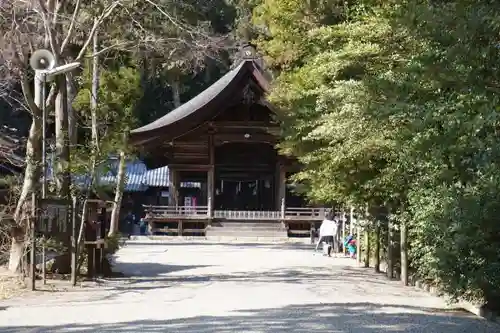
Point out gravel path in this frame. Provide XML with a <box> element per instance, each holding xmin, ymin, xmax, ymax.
<box><xmin>0</xmin><ymin>240</ymin><xmax>499</xmax><ymax>332</ymax></box>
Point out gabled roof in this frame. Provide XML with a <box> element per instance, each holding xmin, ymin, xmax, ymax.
<box><xmin>130</xmin><ymin>60</ymin><xmax>270</xmax><ymax>145</ymax></box>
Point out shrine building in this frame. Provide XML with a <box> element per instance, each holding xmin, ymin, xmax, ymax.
<box><xmin>130</xmin><ymin>45</ymin><xmax>328</xmax><ymax>239</ymax></box>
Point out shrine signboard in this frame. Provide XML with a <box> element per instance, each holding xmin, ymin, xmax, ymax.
<box><xmin>37</xmin><ymin>198</ymin><xmax>72</xmax><ymax>239</ymax></box>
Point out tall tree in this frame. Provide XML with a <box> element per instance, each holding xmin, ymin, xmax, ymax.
<box><xmin>0</xmin><ymin>0</ymin><xmax>233</xmax><ymax>272</ymax></box>
<box><xmin>254</xmin><ymin>0</ymin><xmax>500</xmax><ymax>308</ymax></box>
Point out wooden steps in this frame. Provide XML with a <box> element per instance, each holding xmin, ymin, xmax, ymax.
<box><xmin>206</xmin><ymin>220</ymin><xmax>287</xmax><ymax>240</ymax></box>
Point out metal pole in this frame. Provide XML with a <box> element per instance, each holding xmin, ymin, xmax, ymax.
<box><xmin>30</xmin><ymin>198</ymin><xmax>36</xmax><ymax>291</ymax></box>
<box><xmin>41</xmin><ymin>73</ymin><xmax>47</xmax><ymax>285</ymax></box>
<box><xmin>71</xmin><ymin>196</ymin><xmax>78</xmax><ymax>286</ymax></box>
<box><xmin>41</xmin><ymin>73</ymin><xmax>47</xmax><ymax>198</ymax></box>
<box><xmin>30</xmin><ymin>71</ymin><xmax>44</xmax><ymax>291</ymax></box>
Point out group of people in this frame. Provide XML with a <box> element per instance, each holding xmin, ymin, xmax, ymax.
<box><xmin>315</xmin><ymin>212</ymin><xmax>357</xmax><ymax>258</ymax></box>
<box><xmin>123</xmin><ymin>212</ymin><xmax>149</xmax><ymax>237</ymax></box>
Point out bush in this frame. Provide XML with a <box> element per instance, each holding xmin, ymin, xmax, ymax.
<box><xmin>409</xmin><ymin>177</ymin><xmax>500</xmax><ymax>309</ymax></box>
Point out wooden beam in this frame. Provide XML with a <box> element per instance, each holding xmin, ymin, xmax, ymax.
<box><xmin>168</xmin><ymin>164</ymin><xmax>211</xmax><ymax>171</ymax></box>
<box><xmin>214</xmin><ymin>133</ymin><xmax>277</xmax><ymax>144</ymax></box>
<box><xmin>210</xmin><ymin>121</ymin><xmax>279</xmax><ymax>130</ymax></box>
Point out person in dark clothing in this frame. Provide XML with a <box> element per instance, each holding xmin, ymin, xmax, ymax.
<box><xmin>124</xmin><ymin>212</ymin><xmax>135</xmax><ymax>238</ymax></box>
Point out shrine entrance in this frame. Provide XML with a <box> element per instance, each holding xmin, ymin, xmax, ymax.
<box><xmin>214</xmin><ymin>142</ymin><xmax>278</xmax><ymax>211</ymax></box>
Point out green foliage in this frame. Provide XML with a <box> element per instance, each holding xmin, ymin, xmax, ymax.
<box><xmin>255</xmin><ymin>0</ymin><xmax>500</xmax><ymax>306</ymax></box>
<box><xmin>105</xmin><ymin>232</ymin><xmax>125</xmax><ymax>255</ymax></box>
<box><xmin>73</xmin><ymin>65</ymin><xmax>143</xmax><ymax>156</ymax></box>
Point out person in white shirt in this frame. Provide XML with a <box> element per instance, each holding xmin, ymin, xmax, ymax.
<box><xmin>315</xmin><ymin>212</ymin><xmax>338</xmax><ymax>256</ymax></box>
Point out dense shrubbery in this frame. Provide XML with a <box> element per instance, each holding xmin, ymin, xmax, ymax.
<box><xmin>254</xmin><ymin>0</ymin><xmax>500</xmax><ymax>307</ymax></box>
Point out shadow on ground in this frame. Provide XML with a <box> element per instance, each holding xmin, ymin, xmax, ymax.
<box><xmin>114</xmin><ymin>262</ymin><xmax>213</xmax><ymax>278</ymax></box>
<box><xmin>2</xmin><ymin>302</ymin><xmax>498</xmax><ymax>333</ymax></box>
<box><xmin>123</xmin><ymin>241</ymin><xmax>315</xmax><ymax>251</ymax></box>
<box><xmin>109</xmin><ymin>261</ymin><xmax>407</xmax><ymax>294</ymax></box>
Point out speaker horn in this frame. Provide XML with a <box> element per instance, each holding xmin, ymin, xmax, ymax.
<box><xmin>29</xmin><ymin>49</ymin><xmax>55</xmax><ymax>71</ymax></box>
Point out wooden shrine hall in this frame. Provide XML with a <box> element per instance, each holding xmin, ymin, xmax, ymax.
<box><xmin>130</xmin><ymin>46</ymin><xmax>328</xmax><ymax>239</ymax></box>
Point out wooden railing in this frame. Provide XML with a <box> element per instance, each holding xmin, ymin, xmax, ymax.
<box><xmin>143</xmin><ymin>205</ymin><xmax>330</xmax><ymax>221</ymax></box>
<box><xmin>214</xmin><ymin>210</ymin><xmax>281</xmax><ymax>220</ymax></box>
<box><xmin>143</xmin><ymin>205</ymin><xmax>208</xmax><ymax>219</ymax></box>
<box><xmin>285</xmin><ymin>207</ymin><xmax>329</xmax><ymax>219</ymax></box>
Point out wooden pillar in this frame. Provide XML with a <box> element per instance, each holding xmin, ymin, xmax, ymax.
<box><xmin>400</xmin><ymin>219</ymin><xmax>408</xmax><ymax>285</ymax></box>
<box><xmin>349</xmin><ymin>206</ymin><xmax>354</xmax><ymax>235</ymax></box>
<box><xmin>364</xmin><ymin>228</ymin><xmax>370</xmax><ymax>267</ymax></box>
<box><xmin>178</xmin><ymin>221</ymin><xmax>183</xmax><ymax>236</ymax></box>
<box><xmin>207</xmin><ymin>167</ymin><xmax>214</xmax><ymax>218</ymax></box>
<box><xmin>342</xmin><ymin>210</ymin><xmax>346</xmax><ymax>254</ymax></box>
<box><xmin>387</xmin><ymin>216</ymin><xmax>394</xmax><ymax>279</ymax></box>
<box><xmin>356</xmin><ymin>226</ymin><xmax>362</xmax><ymax>265</ymax></box>
<box><xmin>207</xmin><ymin>134</ymin><xmax>215</xmax><ymax>218</ymax></box>
<box><xmin>310</xmin><ymin>222</ymin><xmax>315</xmax><ymax>244</ymax></box>
<box><xmin>86</xmin><ymin>202</ymin><xmax>98</xmax><ymax>279</ymax></box>
<box><xmin>276</xmin><ymin>163</ymin><xmax>286</xmax><ymax>211</ymax></box>
<box><xmin>169</xmin><ymin>168</ymin><xmax>180</xmax><ymax>207</ymax></box>
<box><xmin>374</xmin><ymin>222</ymin><xmax>381</xmax><ymax>273</ymax></box>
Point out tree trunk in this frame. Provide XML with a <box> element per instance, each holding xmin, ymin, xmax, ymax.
<box><xmin>10</xmin><ymin>74</ymin><xmax>42</xmax><ymax>273</ymax></box>
<box><xmin>374</xmin><ymin>222</ymin><xmax>380</xmax><ymax>273</ymax></box>
<box><xmin>8</xmin><ymin>224</ymin><xmax>26</xmax><ymax>273</ymax></box>
<box><xmin>356</xmin><ymin>226</ymin><xmax>362</xmax><ymax>265</ymax></box>
<box><xmin>67</xmin><ymin>76</ymin><xmax>78</xmax><ymax>146</ymax></box>
<box><xmin>400</xmin><ymin>219</ymin><xmax>408</xmax><ymax>285</ymax></box>
<box><xmin>387</xmin><ymin>217</ymin><xmax>394</xmax><ymax>279</ymax></box>
<box><xmin>54</xmin><ymin>75</ymin><xmax>70</xmax><ymax>197</ymax></box>
<box><xmin>108</xmin><ymin>150</ymin><xmax>127</xmax><ymax>237</ymax></box>
<box><xmin>364</xmin><ymin>228</ymin><xmax>370</xmax><ymax>268</ymax></box>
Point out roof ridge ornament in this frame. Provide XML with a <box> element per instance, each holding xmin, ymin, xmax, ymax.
<box><xmin>242</xmin><ymin>43</ymin><xmax>257</xmax><ymax>60</ymax></box>
<box><xmin>231</xmin><ymin>42</ymin><xmax>265</xmax><ymax>69</ymax></box>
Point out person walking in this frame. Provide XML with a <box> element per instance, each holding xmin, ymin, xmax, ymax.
<box><xmin>315</xmin><ymin>212</ymin><xmax>337</xmax><ymax>256</ymax></box>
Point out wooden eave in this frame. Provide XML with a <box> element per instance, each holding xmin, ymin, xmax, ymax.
<box><xmin>130</xmin><ymin>60</ymin><xmax>271</xmax><ymax>147</ymax></box>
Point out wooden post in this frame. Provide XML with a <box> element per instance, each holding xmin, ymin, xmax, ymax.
<box><xmin>169</xmin><ymin>168</ymin><xmax>180</xmax><ymax>207</ymax></box>
<box><xmin>86</xmin><ymin>202</ymin><xmax>98</xmax><ymax>279</ymax></box>
<box><xmin>342</xmin><ymin>209</ymin><xmax>346</xmax><ymax>254</ymax></box>
<box><xmin>71</xmin><ymin>196</ymin><xmax>78</xmax><ymax>286</ymax></box>
<box><xmin>356</xmin><ymin>226</ymin><xmax>362</xmax><ymax>265</ymax></box>
<box><xmin>178</xmin><ymin>221</ymin><xmax>183</xmax><ymax>236</ymax></box>
<box><xmin>400</xmin><ymin>219</ymin><xmax>408</xmax><ymax>285</ymax></box>
<box><xmin>276</xmin><ymin>163</ymin><xmax>286</xmax><ymax>211</ymax></box>
<box><xmin>208</xmin><ymin>134</ymin><xmax>215</xmax><ymax>219</ymax></box>
<box><xmin>207</xmin><ymin>196</ymin><xmax>213</xmax><ymax>219</ymax></box>
<box><xmin>349</xmin><ymin>206</ymin><xmax>354</xmax><ymax>235</ymax></box>
<box><xmin>310</xmin><ymin>222</ymin><xmax>315</xmax><ymax>244</ymax></box>
<box><xmin>374</xmin><ymin>222</ymin><xmax>380</xmax><ymax>273</ymax></box>
<box><xmin>207</xmin><ymin>167</ymin><xmax>214</xmax><ymax>218</ymax></box>
<box><xmin>280</xmin><ymin>197</ymin><xmax>285</xmax><ymax>219</ymax></box>
<box><xmin>364</xmin><ymin>228</ymin><xmax>370</xmax><ymax>268</ymax></box>
<box><xmin>387</xmin><ymin>215</ymin><xmax>394</xmax><ymax>279</ymax></box>
<box><xmin>30</xmin><ymin>214</ymin><xmax>36</xmax><ymax>291</ymax></box>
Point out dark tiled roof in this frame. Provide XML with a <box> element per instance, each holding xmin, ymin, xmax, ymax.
<box><xmin>131</xmin><ymin>60</ymin><xmax>269</xmax><ymax>137</ymax></box>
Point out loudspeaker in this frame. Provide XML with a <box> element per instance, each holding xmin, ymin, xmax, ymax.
<box><xmin>29</xmin><ymin>49</ymin><xmax>55</xmax><ymax>71</ymax></box>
